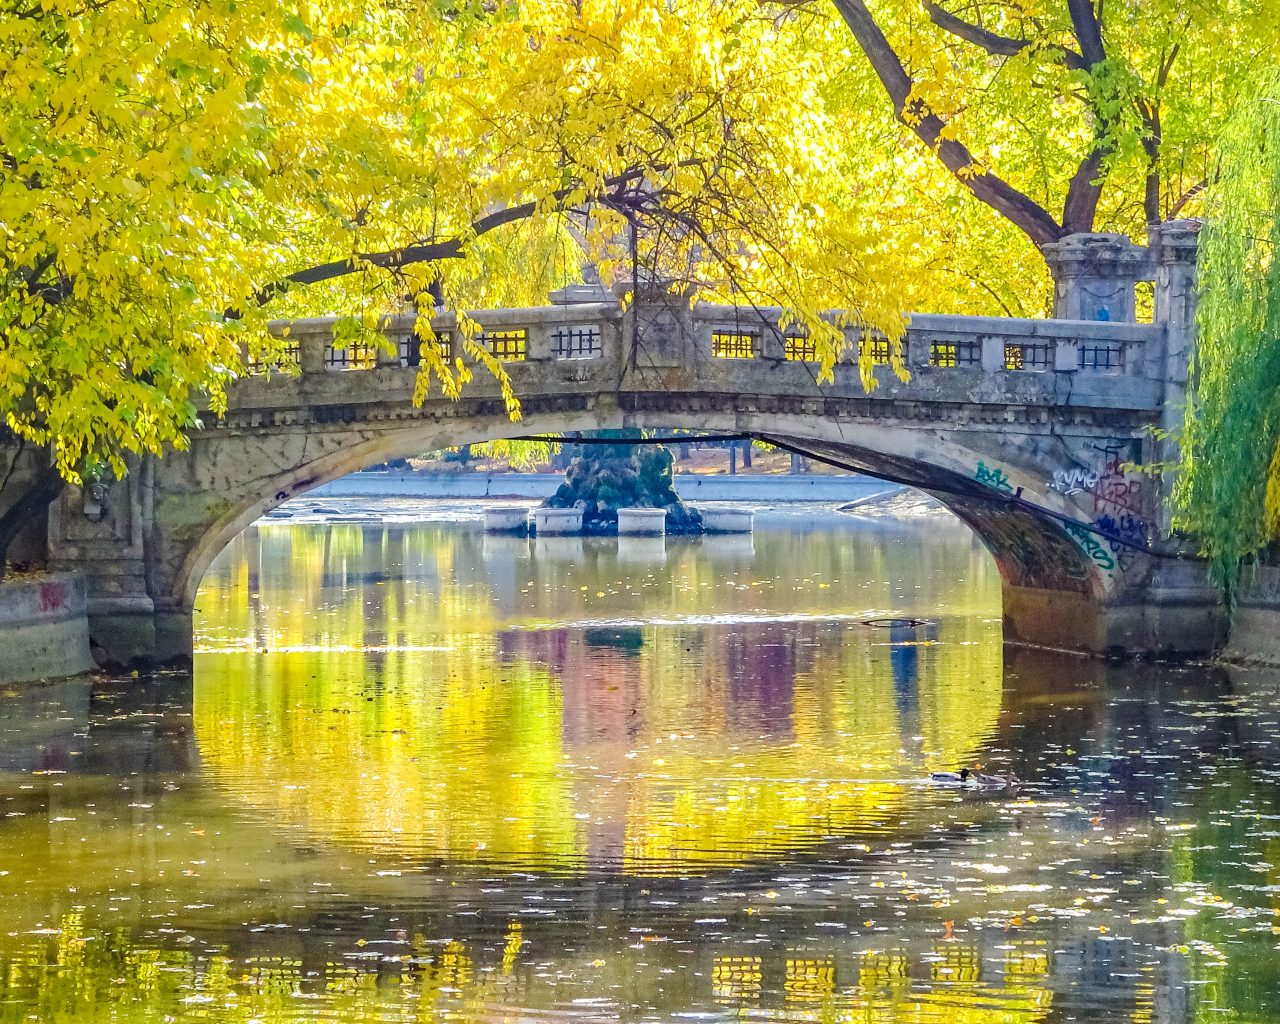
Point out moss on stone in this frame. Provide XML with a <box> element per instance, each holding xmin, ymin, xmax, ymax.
<box><xmin>157</xmin><ymin>493</ymin><xmax>239</xmax><ymax>542</ymax></box>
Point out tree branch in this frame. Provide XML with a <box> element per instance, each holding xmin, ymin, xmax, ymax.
<box><xmin>0</xmin><ymin>462</ymin><xmax>63</xmax><ymax>576</ymax></box>
<box><xmin>1065</xmin><ymin>0</ymin><xmax>1106</xmax><ymax>67</ymax></box>
<box><xmin>237</xmin><ymin>165</ymin><xmax>661</xmax><ymax>315</ymax></box>
<box><xmin>1062</xmin><ymin>144</ymin><xmax>1106</xmax><ymax>233</ymax></box>
<box><xmin>1168</xmin><ymin>178</ymin><xmax>1208</xmax><ymax>218</ymax></box>
<box><xmin>923</xmin><ymin>1</ymin><xmax>1087</xmax><ymax>70</ymax></box>
<box><xmin>832</xmin><ymin>0</ymin><xmax>1063</xmax><ymax>247</ymax></box>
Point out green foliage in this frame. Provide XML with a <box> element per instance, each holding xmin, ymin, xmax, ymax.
<box><xmin>466</xmin><ymin>438</ymin><xmax>560</xmax><ymax>470</ymax></box>
<box><xmin>1173</xmin><ymin>68</ymin><xmax>1280</xmax><ymax>598</ymax></box>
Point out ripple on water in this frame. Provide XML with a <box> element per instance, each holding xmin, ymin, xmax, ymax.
<box><xmin>5</xmin><ymin>509</ymin><xmax>1280</xmax><ymax>1021</ymax></box>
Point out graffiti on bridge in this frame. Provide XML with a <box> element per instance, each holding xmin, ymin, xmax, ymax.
<box><xmin>974</xmin><ymin>461</ymin><xmax>1014</xmax><ymax>494</ymax></box>
<box><xmin>1045</xmin><ymin>441</ymin><xmax>1155</xmax><ymax>577</ymax></box>
<box><xmin>1049</xmin><ymin>466</ymin><xmax>1099</xmax><ymax>496</ymax></box>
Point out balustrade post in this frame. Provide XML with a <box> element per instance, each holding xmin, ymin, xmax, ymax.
<box><xmin>298</xmin><ymin>333</ymin><xmax>327</xmax><ymax>374</ymax></box>
<box><xmin>981</xmin><ymin>335</ymin><xmax>1006</xmax><ymax>372</ymax></box>
<box><xmin>526</xmin><ymin>322</ymin><xmax>554</xmax><ymax>361</ymax></box>
<box><xmin>617</xmin><ymin>279</ymin><xmax>700</xmax><ymax>369</ymax></box>
<box><xmin>375</xmin><ymin>332</ymin><xmax>403</xmax><ymax>368</ymax></box>
<box><xmin>1149</xmin><ymin>219</ymin><xmax>1202</xmax><ymax>536</ymax></box>
<box><xmin>1041</xmin><ymin>233</ymin><xmax>1150</xmax><ymax>323</ymax></box>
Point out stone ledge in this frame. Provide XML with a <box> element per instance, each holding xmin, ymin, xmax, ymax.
<box><xmin>0</xmin><ymin>572</ymin><xmax>92</xmax><ymax>683</ymax></box>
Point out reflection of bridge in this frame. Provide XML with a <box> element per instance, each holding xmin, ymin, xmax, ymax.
<box><xmin>51</xmin><ymin>226</ymin><xmax>1222</xmax><ymax>663</ymax></box>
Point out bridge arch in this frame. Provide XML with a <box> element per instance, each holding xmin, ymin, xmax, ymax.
<box><xmin>168</xmin><ymin>405</ymin><xmax>1108</xmax><ymax>650</ymax></box>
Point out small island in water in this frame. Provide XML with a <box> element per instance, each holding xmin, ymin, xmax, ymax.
<box><xmin>542</xmin><ymin>438</ymin><xmax>703</xmax><ymax>535</ymax></box>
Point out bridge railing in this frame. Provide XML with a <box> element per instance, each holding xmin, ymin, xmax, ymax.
<box><xmin>267</xmin><ymin>304</ymin><xmax>1160</xmax><ymax>373</ymax></box>
<box><xmin>688</xmin><ymin>304</ymin><xmax>1159</xmax><ymax>377</ymax></box>
<box><xmin>258</xmin><ymin>299</ymin><xmax>1164</xmax><ymax>411</ymax></box>
<box><xmin>268</xmin><ymin>303</ymin><xmax>624</xmax><ymax>374</ymax></box>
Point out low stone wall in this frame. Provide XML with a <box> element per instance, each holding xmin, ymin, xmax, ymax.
<box><xmin>0</xmin><ymin>572</ymin><xmax>92</xmax><ymax>683</ymax></box>
<box><xmin>1226</xmin><ymin>566</ymin><xmax>1280</xmax><ymax>663</ymax></box>
<box><xmin>311</xmin><ymin>471</ymin><xmax>905</xmax><ymax>504</ymax></box>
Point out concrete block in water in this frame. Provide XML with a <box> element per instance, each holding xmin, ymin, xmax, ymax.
<box><xmin>0</xmin><ymin>572</ymin><xmax>92</xmax><ymax>683</ymax></box>
<box><xmin>699</xmin><ymin>506</ymin><xmax>754</xmax><ymax>534</ymax></box>
<box><xmin>532</xmin><ymin>507</ymin><xmax>583</xmax><ymax>536</ymax></box>
<box><xmin>483</xmin><ymin>507</ymin><xmax>531</xmax><ymax>534</ymax></box>
<box><xmin>617</xmin><ymin>508</ymin><xmax>667</xmax><ymax>536</ymax></box>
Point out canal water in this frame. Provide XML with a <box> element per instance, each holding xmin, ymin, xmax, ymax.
<box><xmin>3</xmin><ymin>502</ymin><xmax>1280</xmax><ymax>1023</ymax></box>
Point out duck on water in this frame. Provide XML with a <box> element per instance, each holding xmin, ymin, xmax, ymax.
<box><xmin>929</xmin><ymin>767</ymin><xmax>1020</xmax><ymax>788</ymax></box>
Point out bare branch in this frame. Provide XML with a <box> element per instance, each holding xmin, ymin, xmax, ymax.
<box><xmin>923</xmin><ymin>1</ymin><xmax>1087</xmax><ymax>70</ymax></box>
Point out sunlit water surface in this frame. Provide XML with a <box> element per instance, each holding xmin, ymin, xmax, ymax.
<box><xmin>4</xmin><ymin>502</ymin><xmax>1280</xmax><ymax>1023</ymax></box>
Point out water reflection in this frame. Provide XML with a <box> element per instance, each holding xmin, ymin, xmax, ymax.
<box><xmin>3</xmin><ymin>506</ymin><xmax>1280</xmax><ymax>1022</ymax></box>
<box><xmin>194</xmin><ymin>517</ymin><xmax>1003</xmax><ymax>874</ymax></box>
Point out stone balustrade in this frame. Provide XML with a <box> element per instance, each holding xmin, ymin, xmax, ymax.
<box><xmin>260</xmin><ymin>299</ymin><xmax>1166</xmax><ymax>414</ymax></box>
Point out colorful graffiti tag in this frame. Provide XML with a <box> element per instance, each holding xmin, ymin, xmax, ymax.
<box><xmin>1062</xmin><ymin>521</ymin><xmax>1117</xmax><ymax>572</ymax></box>
<box><xmin>1050</xmin><ymin>442</ymin><xmax>1153</xmax><ymax>576</ymax></box>
<box><xmin>974</xmin><ymin>461</ymin><xmax>1014</xmax><ymax>494</ymax></box>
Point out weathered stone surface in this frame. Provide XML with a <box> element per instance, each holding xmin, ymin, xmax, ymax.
<box><xmin>0</xmin><ymin>572</ymin><xmax>91</xmax><ymax>683</ymax></box>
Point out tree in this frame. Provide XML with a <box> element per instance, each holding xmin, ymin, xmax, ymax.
<box><xmin>818</xmin><ymin>0</ymin><xmax>1277</xmax><ymax>260</ymax></box>
<box><xmin>1172</xmin><ymin>68</ymin><xmax>1280</xmax><ymax>600</ymax></box>
<box><xmin>0</xmin><ymin>0</ymin><xmax>917</xmax><ymax>567</ymax></box>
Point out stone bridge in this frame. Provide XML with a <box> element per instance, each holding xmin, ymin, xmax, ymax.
<box><xmin>49</xmin><ymin>226</ymin><xmax>1223</xmax><ymax>664</ymax></box>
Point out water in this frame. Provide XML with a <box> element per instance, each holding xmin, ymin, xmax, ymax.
<box><xmin>3</xmin><ymin>503</ymin><xmax>1280</xmax><ymax>1022</ymax></box>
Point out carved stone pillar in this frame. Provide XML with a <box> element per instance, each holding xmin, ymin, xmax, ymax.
<box><xmin>616</xmin><ymin>278</ymin><xmax>699</xmax><ymax>370</ymax></box>
<box><xmin>1149</xmin><ymin>220</ymin><xmax>1202</xmax><ymax>435</ymax></box>
<box><xmin>47</xmin><ymin>458</ymin><xmax>156</xmax><ymax>662</ymax></box>
<box><xmin>1042</xmin><ymin>232</ymin><xmax>1151</xmax><ymax>323</ymax></box>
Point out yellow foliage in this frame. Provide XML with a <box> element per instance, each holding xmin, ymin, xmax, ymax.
<box><xmin>0</xmin><ymin>0</ymin><xmax>1012</xmax><ymax>482</ymax></box>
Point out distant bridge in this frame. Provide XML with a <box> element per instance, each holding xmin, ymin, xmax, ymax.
<box><xmin>50</xmin><ymin>225</ymin><xmax>1223</xmax><ymax>663</ymax></box>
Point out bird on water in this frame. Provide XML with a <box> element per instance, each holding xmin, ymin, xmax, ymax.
<box><xmin>929</xmin><ymin>766</ymin><xmax>1019</xmax><ymax>788</ymax></box>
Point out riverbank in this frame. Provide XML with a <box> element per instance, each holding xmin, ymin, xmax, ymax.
<box><xmin>310</xmin><ymin>470</ymin><xmax>907</xmax><ymax>503</ymax></box>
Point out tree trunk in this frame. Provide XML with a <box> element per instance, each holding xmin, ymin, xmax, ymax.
<box><xmin>0</xmin><ymin>465</ymin><xmax>64</xmax><ymax>575</ymax></box>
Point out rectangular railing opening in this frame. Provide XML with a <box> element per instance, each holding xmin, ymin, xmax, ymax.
<box><xmin>553</xmin><ymin>325</ymin><xmax>602</xmax><ymax>359</ymax></box>
<box><xmin>712</xmin><ymin>331</ymin><xmax>758</xmax><ymax>359</ymax></box>
<box><xmin>404</xmin><ymin>332</ymin><xmax>452</xmax><ymax>366</ymax></box>
<box><xmin>482</xmin><ymin>328</ymin><xmax>528</xmax><ymax>361</ymax></box>
<box><xmin>1004</xmin><ymin>342</ymin><xmax>1052</xmax><ymax>371</ymax></box>
<box><xmin>928</xmin><ymin>340</ymin><xmax>980</xmax><ymax>367</ymax></box>
<box><xmin>324</xmin><ymin>340</ymin><xmax>377</xmax><ymax>371</ymax></box>
<box><xmin>863</xmin><ymin>336</ymin><xmax>891</xmax><ymax>366</ymax></box>
<box><xmin>247</xmin><ymin>341</ymin><xmax>301</xmax><ymax>374</ymax></box>
<box><xmin>784</xmin><ymin>336</ymin><xmax>818</xmax><ymax>362</ymax></box>
<box><xmin>1078</xmin><ymin>343</ymin><xmax>1125</xmax><ymax>372</ymax></box>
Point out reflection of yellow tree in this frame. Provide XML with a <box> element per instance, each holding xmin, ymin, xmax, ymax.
<box><xmin>0</xmin><ymin>911</ymin><xmax>531</xmax><ymax>1024</ymax></box>
<box><xmin>195</xmin><ymin>519</ymin><xmax>1005</xmax><ymax>875</ymax></box>
<box><xmin>196</xmin><ymin>644</ymin><xmax>581</xmax><ymax>865</ymax></box>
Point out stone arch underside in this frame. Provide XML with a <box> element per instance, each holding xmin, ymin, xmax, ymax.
<box><xmin>162</xmin><ymin>403</ymin><xmax>1110</xmax><ymax>625</ymax></box>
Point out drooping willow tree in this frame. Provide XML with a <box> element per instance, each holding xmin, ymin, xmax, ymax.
<box><xmin>1174</xmin><ymin>70</ymin><xmax>1280</xmax><ymax>599</ymax></box>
